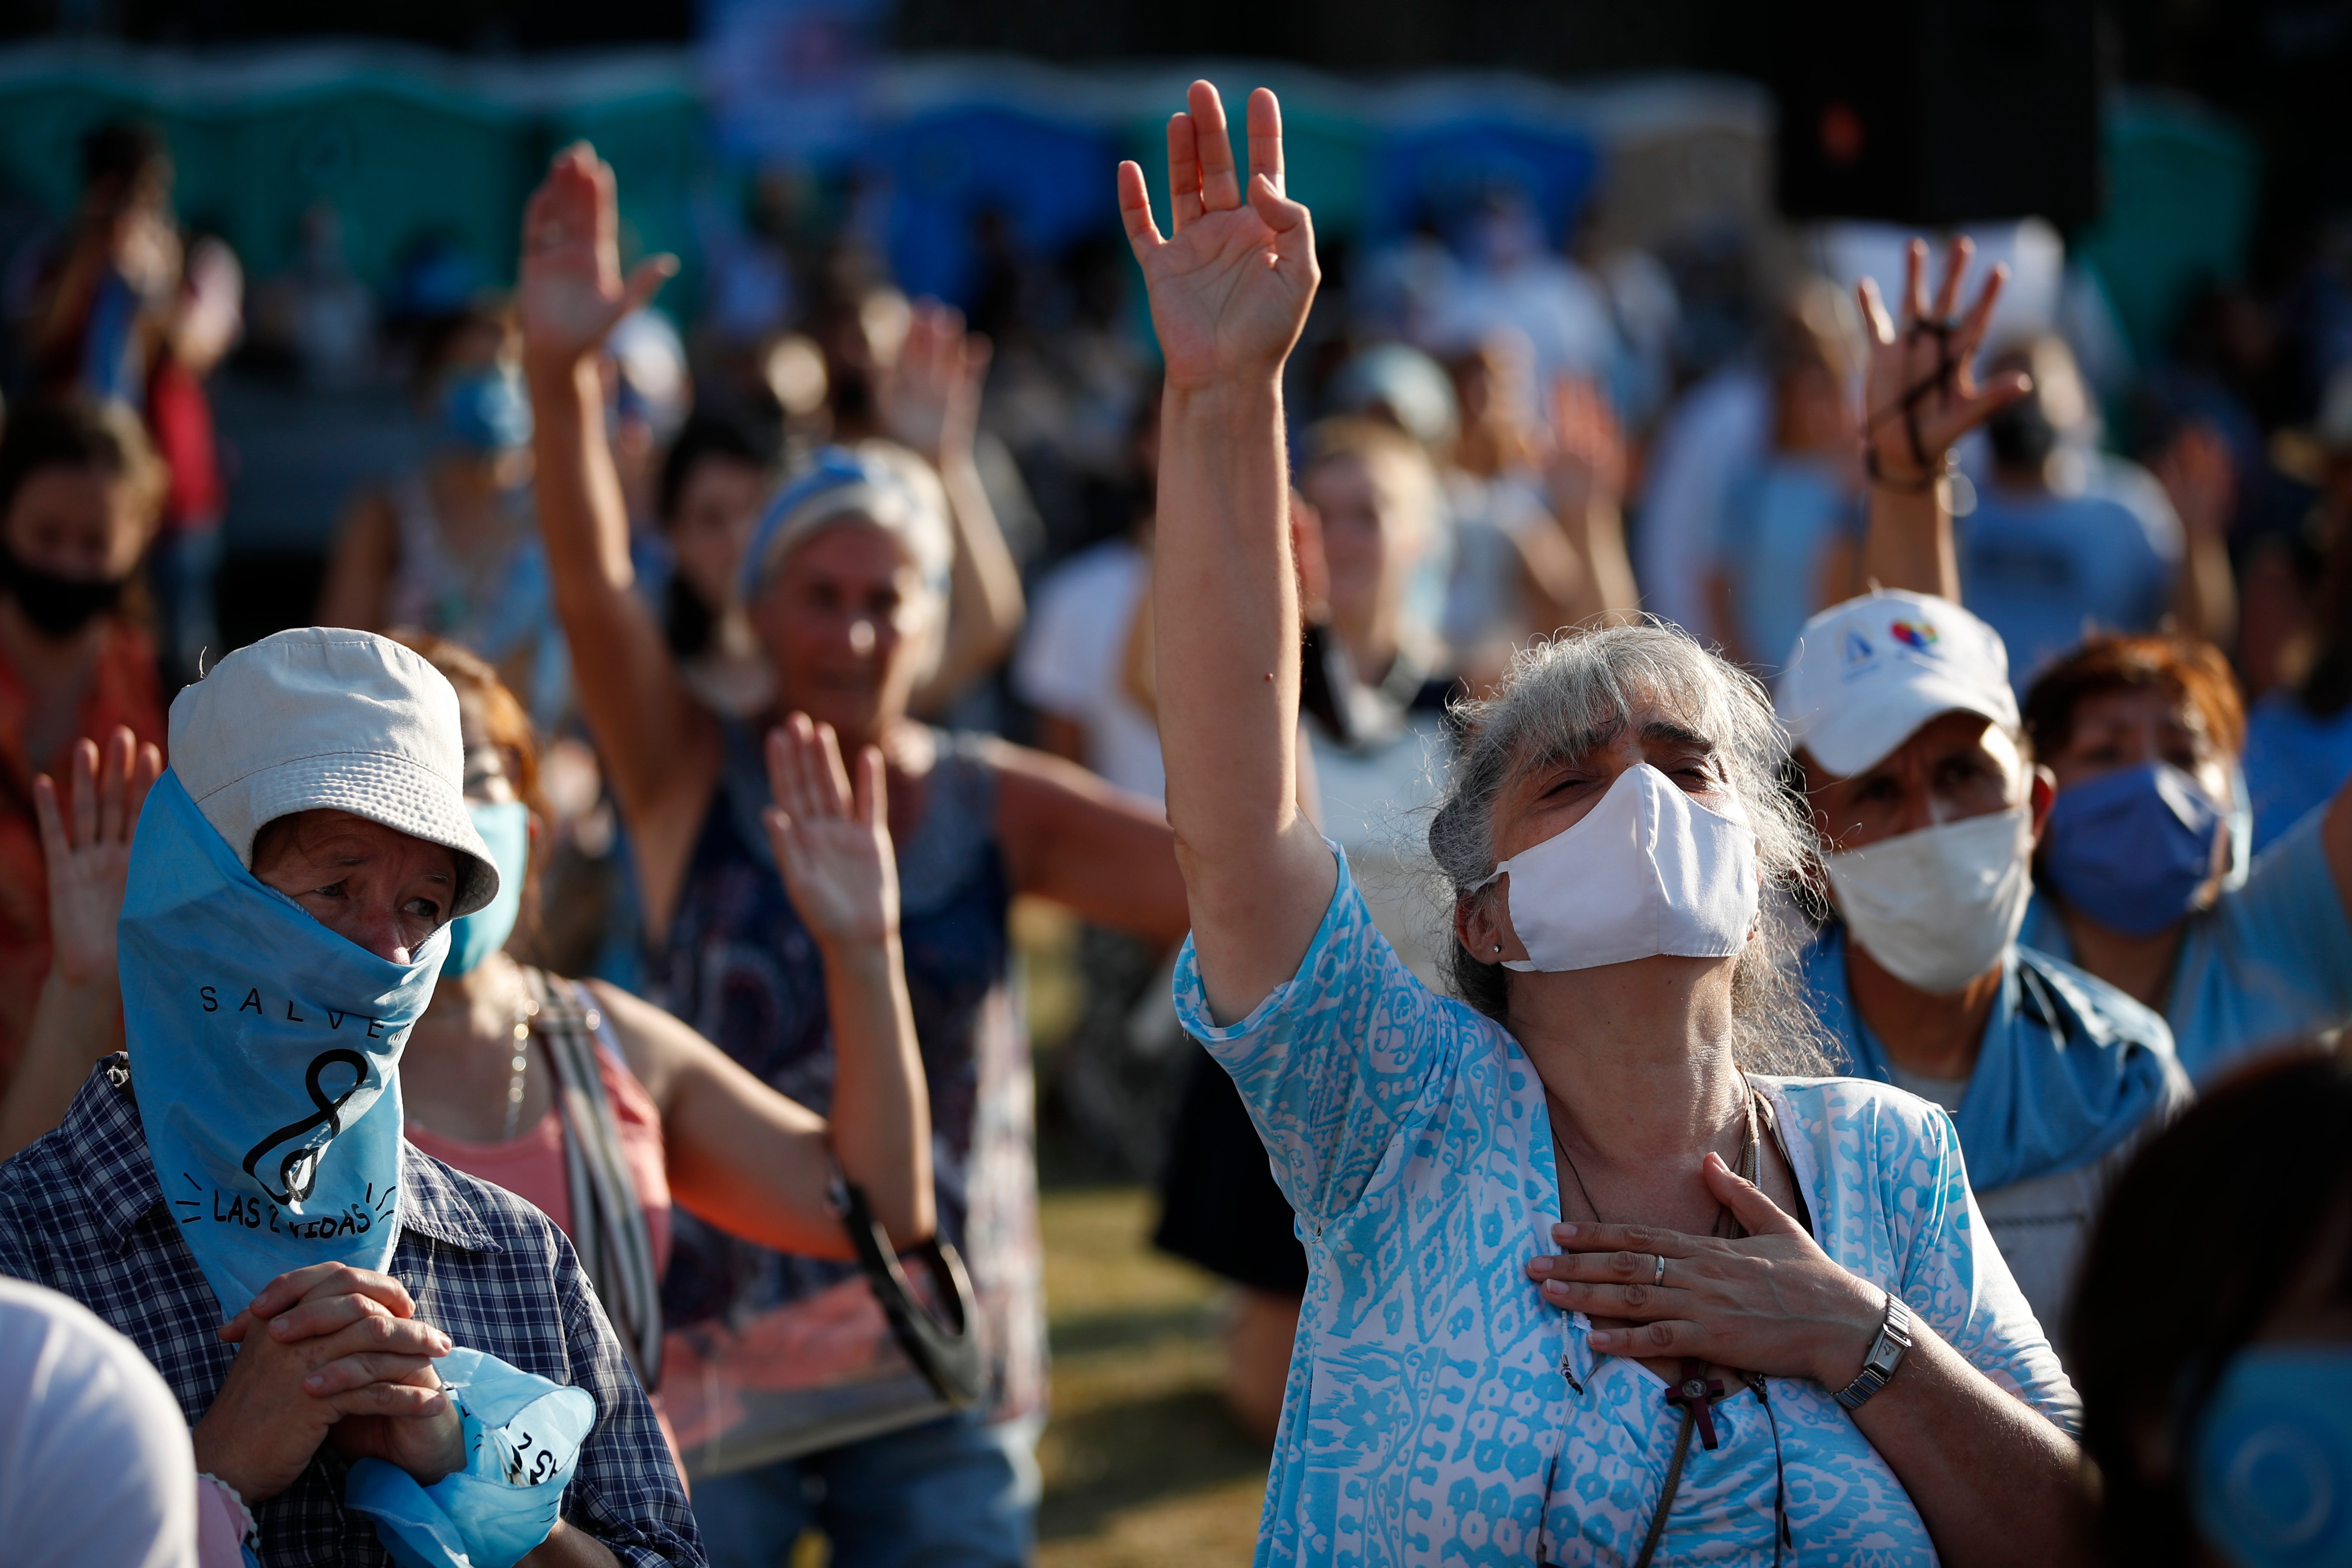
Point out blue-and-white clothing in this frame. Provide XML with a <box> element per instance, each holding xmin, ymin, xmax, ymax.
<box><xmin>1178</xmin><ymin>851</ymin><xmax>2077</xmax><ymax>1568</ymax></box>
<box><xmin>2020</xmin><ymin>802</ymin><xmax>2352</xmax><ymax>1087</ymax></box>
<box><xmin>1801</xmin><ymin>924</ymin><xmax>2187</xmax><ymax>1336</ymax></box>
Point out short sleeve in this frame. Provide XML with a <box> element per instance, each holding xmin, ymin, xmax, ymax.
<box><xmin>1173</xmin><ymin>847</ymin><xmax>1488</xmax><ymax>1226</ymax></box>
<box><xmin>1815</xmin><ymin>1091</ymin><xmax>2079</xmax><ymax>1438</ymax></box>
<box><xmin>2213</xmin><ymin>802</ymin><xmax>2352</xmax><ymax>1020</ymax></box>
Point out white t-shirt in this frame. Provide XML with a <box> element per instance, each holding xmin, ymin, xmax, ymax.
<box><xmin>1011</xmin><ymin>539</ymin><xmax>1166</xmax><ymax>802</ymax></box>
<box><xmin>0</xmin><ymin>1277</ymin><xmax>197</xmax><ymax>1568</ymax></box>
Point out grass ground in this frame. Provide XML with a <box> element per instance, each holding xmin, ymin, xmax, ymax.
<box><xmin>1034</xmin><ymin>1187</ymin><xmax>1269</xmax><ymax>1568</ymax></box>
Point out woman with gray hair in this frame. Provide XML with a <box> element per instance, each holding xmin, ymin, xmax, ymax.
<box><xmin>1122</xmin><ymin>81</ymin><xmax>2089</xmax><ymax>1566</ymax></box>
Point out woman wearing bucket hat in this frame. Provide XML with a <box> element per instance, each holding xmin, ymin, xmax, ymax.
<box><xmin>519</xmin><ymin>145</ymin><xmax>1190</xmax><ymax>1564</ymax></box>
<box><xmin>0</xmin><ymin>627</ymin><xmax>699</xmax><ymax>1568</ymax></box>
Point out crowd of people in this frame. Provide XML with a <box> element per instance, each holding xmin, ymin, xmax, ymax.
<box><xmin>0</xmin><ymin>71</ymin><xmax>2346</xmax><ymax>1568</ymax></box>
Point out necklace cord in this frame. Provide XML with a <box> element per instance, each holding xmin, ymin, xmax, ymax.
<box><xmin>1551</xmin><ymin>1078</ymin><xmax>1788</xmax><ymax>1565</ymax></box>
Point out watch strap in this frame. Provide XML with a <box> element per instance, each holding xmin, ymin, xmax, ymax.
<box><xmin>1834</xmin><ymin>1295</ymin><xmax>1912</xmax><ymax>1412</ymax></box>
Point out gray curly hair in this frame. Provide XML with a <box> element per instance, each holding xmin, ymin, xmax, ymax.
<box><xmin>1427</xmin><ymin>619</ymin><xmax>1834</xmax><ymax>1076</ymax></box>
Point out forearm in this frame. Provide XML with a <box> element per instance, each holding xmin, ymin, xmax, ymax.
<box><xmin>1851</xmin><ymin>1320</ymin><xmax>2091</xmax><ymax>1567</ymax></box>
<box><xmin>927</xmin><ymin>453</ymin><xmax>1026</xmax><ymax>693</ymax></box>
<box><xmin>528</xmin><ymin>360</ymin><xmax>637</xmax><ymax>601</ymax></box>
<box><xmin>2170</xmin><ymin>532</ymin><xmax>2238</xmax><ymax>646</ymax></box>
<box><xmin>1861</xmin><ymin>481</ymin><xmax>1960</xmax><ymax>601</ymax></box>
<box><xmin>521</xmin><ymin>1519</ymin><xmax>621</xmax><ymax>1568</ymax></box>
<box><xmin>1568</xmin><ymin>499</ymin><xmax>1641</xmax><ymax>625</ymax></box>
<box><xmin>1155</xmin><ymin>378</ymin><xmax>1334</xmax><ymax>1018</ymax></box>
<box><xmin>0</xmin><ymin>972</ymin><xmax>121</xmax><ymax>1157</ymax></box>
<box><xmin>819</xmin><ymin>938</ymin><xmax>934</xmax><ymax>1247</ymax></box>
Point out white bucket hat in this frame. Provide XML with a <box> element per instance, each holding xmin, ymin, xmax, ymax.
<box><xmin>1774</xmin><ymin>590</ymin><xmax>2020</xmax><ymax>779</ymax></box>
<box><xmin>168</xmin><ymin>627</ymin><xmax>500</xmax><ymax>915</ymax></box>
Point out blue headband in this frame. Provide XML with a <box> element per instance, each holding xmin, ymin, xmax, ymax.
<box><xmin>739</xmin><ymin>446</ymin><xmax>953</xmax><ymax>604</ymax></box>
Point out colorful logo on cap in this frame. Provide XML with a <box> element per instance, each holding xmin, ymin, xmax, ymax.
<box><xmin>1889</xmin><ymin>619</ymin><xmax>1939</xmax><ymax>652</ymax></box>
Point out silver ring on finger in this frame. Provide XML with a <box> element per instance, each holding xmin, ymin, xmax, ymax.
<box><xmin>1653</xmin><ymin>1253</ymin><xmax>1667</xmax><ymax>1288</ymax></box>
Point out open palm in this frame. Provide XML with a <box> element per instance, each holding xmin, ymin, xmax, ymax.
<box><xmin>1118</xmin><ymin>82</ymin><xmax>1319</xmax><ymax>391</ymax></box>
<box><xmin>762</xmin><ymin>714</ymin><xmax>899</xmax><ymax>949</ymax></box>
<box><xmin>1856</xmin><ymin>236</ymin><xmax>2031</xmax><ymax>483</ymax></box>
<box><xmin>34</xmin><ymin>727</ymin><xmax>160</xmax><ymax>988</ymax></box>
<box><xmin>518</xmin><ymin>142</ymin><xmax>675</xmax><ymax>375</ymax></box>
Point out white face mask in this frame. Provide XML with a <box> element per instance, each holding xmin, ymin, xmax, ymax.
<box><xmin>1478</xmin><ymin>762</ymin><xmax>1759</xmax><ymax>973</ymax></box>
<box><xmin>1822</xmin><ymin>805</ymin><xmax>2033</xmax><ymax>994</ymax></box>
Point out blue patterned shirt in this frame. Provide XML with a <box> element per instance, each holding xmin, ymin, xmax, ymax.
<box><xmin>0</xmin><ymin>1058</ymin><xmax>702</xmax><ymax>1568</ymax></box>
<box><xmin>1177</xmin><ymin>852</ymin><xmax>2078</xmax><ymax>1568</ymax></box>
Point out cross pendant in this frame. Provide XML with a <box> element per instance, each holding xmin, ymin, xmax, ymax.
<box><xmin>1667</xmin><ymin>1373</ymin><xmax>1727</xmax><ymax>1450</ymax></box>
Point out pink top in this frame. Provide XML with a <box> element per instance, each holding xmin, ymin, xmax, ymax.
<box><xmin>407</xmin><ymin>1045</ymin><xmax>674</xmax><ymax>1277</ymax></box>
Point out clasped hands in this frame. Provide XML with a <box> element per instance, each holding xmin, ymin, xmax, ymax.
<box><xmin>193</xmin><ymin>1262</ymin><xmax>465</xmax><ymax>1506</ymax></box>
<box><xmin>1523</xmin><ymin>1151</ymin><xmax>1888</xmax><ymax>1390</ymax></box>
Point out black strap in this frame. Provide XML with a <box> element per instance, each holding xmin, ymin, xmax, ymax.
<box><xmin>837</xmin><ymin>1179</ymin><xmax>989</xmax><ymax>1408</ymax></box>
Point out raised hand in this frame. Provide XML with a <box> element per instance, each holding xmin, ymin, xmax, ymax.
<box><xmin>1857</xmin><ymin>237</ymin><xmax>2032</xmax><ymax>488</ymax></box>
<box><xmin>1117</xmin><ymin>82</ymin><xmax>1319</xmax><ymax>391</ymax></box>
<box><xmin>1542</xmin><ymin>374</ymin><xmax>1629</xmax><ymax>521</ymax></box>
<box><xmin>33</xmin><ymin>726</ymin><xmax>160</xmax><ymax>990</ymax></box>
<box><xmin>518</xmin><ymin>143</ymin><xmax>678</xmax><ymax>378</ymax></box>
<box><xmin>881</xmin><ymin>300</ymin><xmax>991</xmax><ymax>466</ymax></box>
<box><xmin>762</xmin><ymin>713</ymin><xmax>899</xmax><ymax>950</ymax></box>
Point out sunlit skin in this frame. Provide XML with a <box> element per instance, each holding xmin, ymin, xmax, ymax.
<box><xmin>3</xmin><ymin>466</ymin><xmax>150</xmax><ymax>585</ymax></box>
<box><xmin>1799</xmin><ymin>711</ymin><xmax>2054</xmax><ymax>1079</ymax></box>
<box><xmin>666</xmin><ymin>453</ymin><xmax>767</xmax><ymax>615</ymax></box>
<box><xmin>248</xmin><ymin>810</ymin><xmax>460</xmax><ymax>965</ymax></box>
<box><xmin>746</xmin><ymin>518</ymin><xmax>936</xmax><ymax>762</ymax></box>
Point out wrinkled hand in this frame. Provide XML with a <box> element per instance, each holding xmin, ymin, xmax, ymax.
<box><xmin>33</xmin><ymin>727</ymin><xmax>160</xmax><ymax>988</ymax></box>
<box><xmin>881</xmin><ymin>300</ymin><xmax>991</xmax><ymax>466</ymax></box>
<box><xmin>200</xmin><ymin>1264</ymin><xmax>459</xmax><ymax>1504</ymax></box>
<box><xmin>1541</xmin><ymin>374</ymin><xmax>1628</xmax><ymax>519</ymax></box>
<box><xmin>1525</xmin><ymin>1152</ymin><xmax>1885</xmax><ymax>1386</ymax></box>
<box><xmin>763</xmin><ymin>713</ymin><xmax>899</xmax><ymax>950</ymax></box>
<box><xmin>1118</xmin><ymin>83</ymin><xmax>1319</xmax><ymax>392</ymax></box>
<box><xmin>1857</xmin><ymin>237</ymin><xmax>2031</xmax><ymax>486</ymax></box>
<box><xmin>518</xmin><ymin>143</ymin><xmax>677</xmax><ymax>378</ymax></box>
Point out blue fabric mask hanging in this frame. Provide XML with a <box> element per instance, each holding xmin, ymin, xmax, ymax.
<box><xmin>2042</xmin><ymin>761</ymin><xmax>2228</xmax><ymax>937</ymax></box>
<box><xmin>2193</xmin><ymin>1346</ymin><xmax>2352</xmax><ymax>1568</ymax></box>
<box><xmin>443</xmin><ymin>802</ymin><xmax>528</xmax><ymax>978</ymax></box>
<box><xmin>437</xmin><ymin>366</ymin><xmax>533</xmax><ymax>455</ymax></box>
<box><xmin>121</xmin><ymin>771</ymin><xmax>444</xmax><ymax>1318</ymax></box>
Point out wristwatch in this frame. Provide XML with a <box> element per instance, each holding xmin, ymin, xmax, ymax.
<box><xmin>1834</xmin><ymin>1294</ymin><xmax>1913</xmax><ymax>1412</ymax></box>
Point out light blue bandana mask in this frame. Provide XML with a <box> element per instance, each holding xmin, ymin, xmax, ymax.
<box><xmin>2043</xmin><ymin>761</ymin><xmax>2228</xmax><ymax>936</ymax></box>
<box><xmin>121</xmin><ymin>770</ymin><xmax>444</xmax><ymax>1319</ymax></box>
<box><xmin>442</xmin><ymin>802</ymin><xmax>528</xmax><ymax>978</ymax></box>
<box><xmin>2194</xmin><ymin>1346</ymin><xmax>2352</xmax><ymax>1568</ymax></box>
<box><xmin>438</xmin><ymin>366</ymin><xmax>533</xmax><ymax>455</ymax></box>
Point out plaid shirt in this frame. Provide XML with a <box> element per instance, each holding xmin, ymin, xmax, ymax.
<box><xmin>0</xmin><ymin>1058</ymin><xmax>702</xmax><ymax>1568</ymax></box>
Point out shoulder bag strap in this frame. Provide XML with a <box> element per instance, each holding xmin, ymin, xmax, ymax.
<box><xmin>526</xmin><ymin>968</ymin><xmax>665</xmax><ymax>1386</ymax></box>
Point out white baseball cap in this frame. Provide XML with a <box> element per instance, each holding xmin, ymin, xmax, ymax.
<box><xmin>168</xmin><ymin>628</ymin><xmax>500</xmax><ymax>915</ymax></box>
<box><xmin>1773</xmin><ymin>590</ymin><xmax>2020</xmax><ymax>778</ymax></box>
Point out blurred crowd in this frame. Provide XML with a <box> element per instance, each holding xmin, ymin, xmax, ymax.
<box><xmin>0</xmin><ymin>89</ymin><xmax>2349</xmax><ymax>1568</ymax></box>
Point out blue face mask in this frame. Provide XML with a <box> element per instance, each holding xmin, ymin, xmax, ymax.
<box><xmin>2042</xmin><ymin>761</ymin><xmax>2228</xmax><ymax>937</ymax></box>
<box><xmin>443</xmin><ymin>801</ymin><xmax>528</xmax><ymax>977</ymax></box>
<box><xmin>438</xmin><ymin>366</ymin><xmax>533</xmax><ymax>455</ymax></box>
<box><xmin>119</xmin><ymin>771</ymin><xmax>444</xmax><ymax>1318</ymax></box>
<box><xmin>2194</xmin><ymin>1346</ymin><xmax>2352</xmax><ymax>1568</ymax></box>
